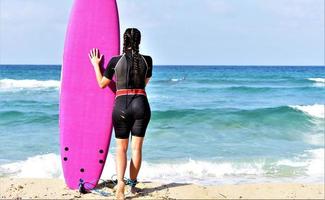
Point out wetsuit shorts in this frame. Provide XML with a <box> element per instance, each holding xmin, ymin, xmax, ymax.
<box><xmin>112</xmin><ymin>94</ymin><xmax>151</xmax><ymax>139</ymax></box>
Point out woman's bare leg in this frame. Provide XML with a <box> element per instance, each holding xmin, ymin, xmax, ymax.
<box><xmin>115</xmin><ymin>138</ymin><xmax>129</xmax><ymax>199</ymax></box>
<box><xmin>129</xmin><ymin>136</ymin><xmax>144</xmax><ymax>191</ymax></box>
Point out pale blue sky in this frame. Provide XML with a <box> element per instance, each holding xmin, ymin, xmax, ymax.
<box><xmin>0</xmin><ymin>0</ymin><xmax>324</xmax><ymax>65</ymax></box>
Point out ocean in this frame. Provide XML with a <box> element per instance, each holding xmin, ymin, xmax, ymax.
<box><xmin>0</xmin><ymin>65</ymin><xmax>324</xmax><ymax>185</ymax></box>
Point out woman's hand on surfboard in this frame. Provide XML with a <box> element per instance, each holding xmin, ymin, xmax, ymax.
<box><xmin>88</xmin><ymin>48</ymin><xmax>103</xmax><ymax>66</ymax></box>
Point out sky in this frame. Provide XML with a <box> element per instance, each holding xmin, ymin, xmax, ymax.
<box><xmin>0</xmin><ymin>0</ymin><xmax>324</xmax><ymax>65</ymax></box>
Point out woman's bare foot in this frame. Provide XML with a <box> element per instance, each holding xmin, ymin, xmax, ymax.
<box><xmin>115</xmin><ymin>181</ymin><xmax>125</xmax><ymax>200</ymax></box>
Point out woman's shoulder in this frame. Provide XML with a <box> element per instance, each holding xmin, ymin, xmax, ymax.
<box><xmin>109</xmin><ymin>54</ymin><xmax>124</xmax><ymax>63</ymax></box>
<box><xmin>140</xmin><ymin>54</ymin><xmax>152</xmax><ymax>59</ymax></box>
<box><xmin>107</xmin><ymin>55</ymin><xmax>124</xmax><ymax>67</ymax></box>
<box><xmin>140</xmin><ymin>54</ymin><xmax>152</xmax><ymax>63</ymax></box>
<box><xmin>110</xmin><ymin>54</ymin><xmax>124</xmax><ymax>60</ymax></box>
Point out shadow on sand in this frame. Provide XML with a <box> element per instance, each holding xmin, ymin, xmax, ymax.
<box><xmin>126</xmin><ymin>182</ymin><xmax>190</xmax><ymax>199</ymax></box>
<box><xmin>93</xmin><ymin>180</ymin><xmax>189</xmax><ymax>199</ymax></box>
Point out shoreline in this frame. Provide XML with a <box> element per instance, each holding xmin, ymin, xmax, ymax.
<box><xmin>1</xmin><ymin>178</ymin><xmax>324</xmax><ymax>199</ymax></box>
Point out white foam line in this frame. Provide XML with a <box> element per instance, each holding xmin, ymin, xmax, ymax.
<box><xmin>308</xmin><ymin>78</ymin><xmax>325</xmax><ymax>83</ymax></box>
<box><xmin>0</xmin><ymin>79</ymin><xmax>60</xmax><ymax>90</ymax></box>
<box><xmin>290</xmin><ymin>104</ymin><xmax>325</xmax><ymax>119</ymax></box>
<box><xmin>1</xmin><ymin>152</ymin><xmax>324</xmax><ymax>184</ymax></box>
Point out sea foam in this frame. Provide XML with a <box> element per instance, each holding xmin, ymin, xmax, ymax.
<box><xmin>305</xmin><ymin>149</ymin><xmax>324</xmax><ymax>177</ymax></box>
<box><xmin>308</xmin><ymin>78</ymin><xmax>325</xmax><ymax>87</ymax></box>
<box><xmin>308</xmin><ymin>78</ymin><xmax>325</xmax><ymax>83</ymax></box>
<box><xmin>290</xmin><ymin>104</ymin><xmax>324</xmax><ymax>119</ymax></box>
<box><xmin>0</xmin><ymin>79</ymin><xmax>60</xmax><ymax>90</ymax></box>
<box><xmin>0</xmin><ymin>153</ymin><xmax>63</xmax><ymax>178</ymax></box>
<box><xmin>1</xmin><ymin>150</ymin><xmax>323</xmax><ymax>185</ymax></box>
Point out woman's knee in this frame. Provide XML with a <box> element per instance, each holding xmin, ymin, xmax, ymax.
<box><xmin>117</xmin><ymin>146</ymin><xmax>128</xmax><ymax>154</ymax></box>
<box><xmin>131</xmin><ymin>137</ymin><xmax>143</xmax><ymax>151</ymax></box>
<box><xmin>131</xmin><ymin>144</ymin><xmax>143</xmax><ymax>156</ymax></box>
<box><xmin>116</xmin><ymin>138</ymin><xmax>129</xmax><ymax>153</ymax></box>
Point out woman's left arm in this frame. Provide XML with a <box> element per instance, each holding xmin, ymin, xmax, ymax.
<box><xmin>145</xmin><ymin>78</ymin><xmax>151</xmax><ymax>86</ymax></box>
<box><xmin>145</xmin><ymin>56</ymin><xmax>153</xmax><ymax>86</ymax></box>
<box><xmin>88</xmin><ymin>48</ymin><xmax>111</xmax><ymax>89</ymax></box>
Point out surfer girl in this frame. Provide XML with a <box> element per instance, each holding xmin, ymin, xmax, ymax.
<box><xmin>88</xmin><ymin>28</ymin><xmax>152</xmax><ymax>199</ymax></box>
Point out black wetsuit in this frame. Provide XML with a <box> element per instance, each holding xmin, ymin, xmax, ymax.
<box><xmin>104</xmin><ymin>50</ymin><xmax>152</xmax><ymax>139</ymax></box>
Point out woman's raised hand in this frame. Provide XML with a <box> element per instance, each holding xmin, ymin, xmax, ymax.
<box><xmin>88</xmin><ymin>48</ymin><xmax>103</xmax><ymax>66</ymax></box>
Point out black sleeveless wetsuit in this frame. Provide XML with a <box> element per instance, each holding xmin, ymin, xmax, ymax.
<box><xmin>104</xmin><ymin>50</ymin><xmax>152</xmax><ymax>139</ymax></box>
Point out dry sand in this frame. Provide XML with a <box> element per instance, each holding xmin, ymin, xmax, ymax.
<box><xmin>0</xmin><ymin>178</ymin><xmax>324</xmax><ymax>199</ymax></box>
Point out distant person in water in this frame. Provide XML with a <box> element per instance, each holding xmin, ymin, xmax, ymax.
<box><xmin>88</xmin><ymin>28</ymin><xmax>153</xmax><ymax>199</ymax></box>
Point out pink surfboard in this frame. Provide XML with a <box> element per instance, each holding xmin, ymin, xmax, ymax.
<box><xmin>59</xmin><ymin>0</ymin><xmax>119</xmax><ymax>189</ymax></box>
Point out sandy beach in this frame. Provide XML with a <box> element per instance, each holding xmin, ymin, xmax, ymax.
<box><xmin>0</xmin><ymin>178</ymin><xmax>324</xmax><ymax>199</ymax></box>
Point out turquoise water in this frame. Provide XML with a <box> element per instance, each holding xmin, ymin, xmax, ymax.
<box><xmin>0</xmin><ymin>65</ymin><xmax>324</xmax><ymax>184</ymax></box>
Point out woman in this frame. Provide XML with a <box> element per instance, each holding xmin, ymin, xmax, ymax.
<box><xmin>88</xmin><ymin>28</ymin><xmax>152</xmax><ymax>199</ymax></box>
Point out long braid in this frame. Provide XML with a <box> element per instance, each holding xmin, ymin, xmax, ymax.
<box><xmin>122</xmin><ymin>30</ymin><xmax>130</xmax><ymax>55</ymax></box>
<box><xmin>121</xmin><ymin>28</ymin><xmax>142</xmax><ymax>107</ymax></box>
<box><xmin>123</xmin><ymin>28</ymin><xmax>141</xmax><ymax>87</ymax></box>
<box><xmin>122</xmin><ymin>28</ymin><xmax>141</xmax><ymax>70</ymax></box>
<box><xmin>131</xmin><ymin>29</ymin><xmax>141</xmax><ymax>71</ymax></box>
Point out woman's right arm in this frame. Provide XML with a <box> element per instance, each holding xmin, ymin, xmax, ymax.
<box><xmin>88</xmin><ymin>48</ymin><xmax>112</xmax><ymax>89</ymax></box>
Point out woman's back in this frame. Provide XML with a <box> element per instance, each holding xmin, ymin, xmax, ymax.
<box><xmin>104</xmin><ymin>50</ymin><xmax>152</xmax><ymax>90</ymax></box>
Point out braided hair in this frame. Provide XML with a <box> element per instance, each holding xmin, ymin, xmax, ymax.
<box><xmin>123</xmin><ymin>28</ymin><xmax>141</xmax><ymax>71</ymax></box>
<box><xmin>122</xmin><ymin>28</ymin><xmax>142</xmax><ymax>103</ymax></box>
